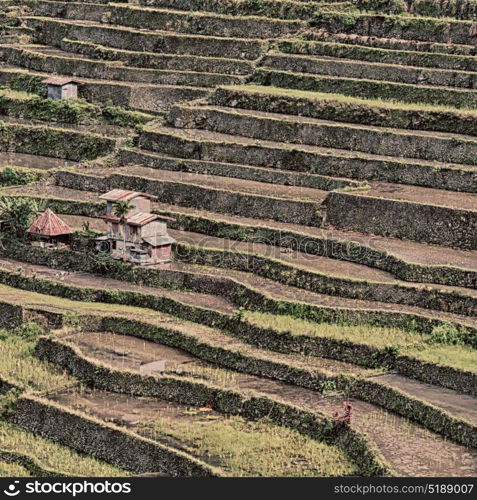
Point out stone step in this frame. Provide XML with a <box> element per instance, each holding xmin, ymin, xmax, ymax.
<box><xmin>136</xmin><ymin>196</ymin><xmax>477</xmax><ymax>286</ymax></box>
<box><xmin>0</xmin><ymin>44</ymin><xmax>244</xmax><ymax>87</ymax></box>
<box><xmin>261</xmin><ymin>52</ymin><xmax>477</xmax><ymax>90</ymax></box>
<box><xmin>325</xmin><ymin>187</ymin><xmax>477</xmax><ymax>250</ymax></box>
<box><xmin>24</xmin><ymin>17</ymin><xmax>266</xmax><ymax>60</ymax></box>
<box><xmin>55</xmin><ymin>167</ymin><xmax>327</xmax><ymax>226</ymax></box>
<box><xmin>275</xmin><ymin>38</ymin><xmax>477</xmax><ymax>72</ymax></box>
<box><xmin>311</xmin><ymin>10</ymin><xmax>477</xmax><ymax>45</ymax></box>
<box><xmin>0</xmin><ymin>65</ymin><xmax>208</xmax><ymax>113</ymax></box>
<box><xmin>135</xmin><ymin>0</ymin><xmax>333</xmax><ymax>20</ymax></box>
<box><xmin>60</xmin><ymin>39</ymin><xmax>254</xmax><ymax>75</ymax></box>
<box><xmin>25</xmin><ymin>0</ymin><xmax>305</xmax><ymax>39</ymax></box>
<box><xmin>302</xmin><ymin>31</ymin><xmax>477</xmax><ymax>56</ymax></box>
<box><xmin>253</xmin><ymin>68</ymin><xmax>477</xmax><ymax>108</ymax></box>
<box><xmin>119</xmin><ymin>147</ymin><xmax>365</xmax><ymax>191</ymax></box>
<box><xmin>168</xmin><ymin>102</ymin><xmax>477</xmax><ymax>171</ymax></box>
<box><xmin>213</xmin><ymin>85</ymin><xmax>477</xmax><ymax>140</ymax></box>
<box><xmin>137</xmin><ymin>122</ymin><xmax>477</xmax><ymax>192</ymax></box>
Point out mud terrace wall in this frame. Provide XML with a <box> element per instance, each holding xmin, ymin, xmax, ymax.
<box><xmin>13</xmin><ymin>395</ymin><xmax>221</xmax><ymax>477</ymax></box>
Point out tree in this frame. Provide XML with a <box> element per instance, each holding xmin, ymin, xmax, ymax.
<box><xmin>0</xmin><ymin>197</ymin><xmax>45</xmax><ymax>239</ymax></box>
<box><xmin>113</xmin><ymin>200</ymin><xmax>133</xmax><ymax>259</ymax></box>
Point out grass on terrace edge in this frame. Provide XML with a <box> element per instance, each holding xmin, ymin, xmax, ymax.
<box><xmin>0</xmin><ymin>461</ymin><xmax>31</xmax><ymax>477</ymax></box>
<box><xmin>243</xmin><ymin>311</ymin><xmax>477</xmax><ymax>373</ymax></box>
<box><xmin>0</xmin><ymin>419</ymin><xmax>130</xmax><ymax>477</ymax></box>
<box><xmin>0</xmin><ymin>281</ymin><xmax>474</xmax><ymax>374</ymax></box>
<box><xmin>0</xmin><ymin>324</ymin><xmax>77</xmax><ymax>392</ymax></box>
<box><xmin>225</xmin><ymin>84</ymin><xmax>477</xmax><ymax>116</ymax></box>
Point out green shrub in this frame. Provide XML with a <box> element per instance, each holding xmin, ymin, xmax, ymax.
<box><xmin>428</xmin><ymin>323</ymin><xmax>463</xmax><ymax>345</ymax></box>
<box><xmin>0</xmin><ymin>167</ymin><xmax>42</xmax><ymax>187</ymax></box>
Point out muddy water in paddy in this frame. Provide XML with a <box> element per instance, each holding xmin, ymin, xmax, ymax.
<box><xmin>64</xmin><ymin>331</ymin><xmax>477</xmax><ymax>477</ymax></box>
<box><xmin>48</xmin><ymin>386</ymin><xmax>356</xmax><ymax>477</ymax></box>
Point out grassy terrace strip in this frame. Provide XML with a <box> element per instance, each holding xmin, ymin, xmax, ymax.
<box><xmin>59</xmin><ymin>39</ymin><xmax>255</xmax><ymax>76</ymax></box>
<box><xmin>27</xmin><ymin>176</ymin><xmax>477</xmax><ymax>315</ymax></box>
<box><xmin>0</xmin><ymin>65</ymin><xmax>209</xmax><ymax>114</ymax></box>
<box><xmin>119</xmin><ymin>148</ymin><xmax>365</xmax><ymax>191</ymax></box>
<box><xmin>0</xmin><ymin>121</ymin><xmax>116</xmax><ymax>161</ymax></box>
<box><xmin>169</xmin><ymin>102</ymin><xmax>477</xmax><ymax>168</ymax></box>
<box><xmin>12</xmin><ymin>395</ymin><xmax>222</xmax><ymax>477</ymax></box>
<box><xmin>54</xmin><ymin>170</ymin><xmax>325</xmax><ymax>227</ymax></box>
<box><xmin>310</xmin><ymin>10</ymin><xmax>477</xmax><ymax>45</ymax></box>
<box><xmin>33</xmin><ymin>335</ymin><xmax>391</xmax><ymax>477</ymax></box>
<box><xmin>0</xmin><ymin>450</ymin><xmax>68</xmax><ymax>477</ymax></box>
<box><xmin>407</xmin><ymin>0</ymin><xmax>477</xmax><ymax>20</ymax></box>
<box><xmin>0</xmin><ymin>166</ymin><xmax>48</xmax><ymax>187</ymax></box>
<box><xmin>1</xmin><ymin>223</ymin><xmax>477</xmax><ymax>333</ymax></box>
<box><xmin>0</xmin><ymin>45</ymin><xmax>246</xmax><ymax>88</ymax></box>
<box><xmin>137</xmin><ymin>0</ymin><xmax>324</xmax><ymax>20</ymax></box>
<box><xmin>253</xmin><ymin>68</ymin><xmax>477</xmax><ymax>109</ymax></box>
<box><xmin>325</xmin><ymin>191</ymin><xmax>477</xmax><ymax>250</ymax></box>
<box><xmin>0</xmin><ymin>258</ymin><xmax>475</xmax><ymax>394</ymax></box>
<box><xmin>173</xmin><ymin>242</ymin><xmax>477</xmax><ymax>317</ymax></box>
<box><xmin>0</xmin><ymin>88</ymin><xmax>153</xmax><ymax>127</ymax></box>
<box><xmin>214</xmin><ymin>85</ymin><xmax>477</xmax><ymax>142</ymax></box>
<box><xmin>23</xmin><ymin>0</ymin><xmax>306</xmax><ymax>39</ymax></box>
<box><xmin>0</xmin><ymin>327</ymin><xmax>77</xmax><ymax>392</ymax></box>
<box><xmin>261</xmin><ymin>53</ymin><xmax>477</xmax><ymax>90</ymax></box>
<box><xmin>25</xmin><ymin>17</ymin><xmax>267</xmax><ymax>61</ymax></box>
<box><xmin>274</xmin><ymin>38</ymin><xmax>477</xmax><ymax>72</ymax></box>
<box><xmin>136</xmin><ymin>120</ymin><xmax>477</xmax><ymax>193</ymax></box>
<box><xmin>0</xmin><ymin>422</ymin><xmax>130</xmax><ymax>477</ymax></box>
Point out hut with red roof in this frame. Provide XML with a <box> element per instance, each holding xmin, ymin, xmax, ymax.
<box><xmin>27</xmin><ymin>209</ymin><xmax>73</xmax><ymax>247</ymax></box>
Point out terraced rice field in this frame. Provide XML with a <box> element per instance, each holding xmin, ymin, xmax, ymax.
<box><xmin>0</xmin><ymin>0</ymin><xmax>476</xmax><ymax>478</ymax></box>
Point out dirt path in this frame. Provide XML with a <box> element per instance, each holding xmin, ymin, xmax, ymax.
<box><xmin>62</xmin><ymin>331</ymin><xmax>477</xmax><ymax>477</ymax></box>
<box><xmin>0</xmin><ymin>152</ymin><xmax>77</xmax><ymax>170</ymax></box>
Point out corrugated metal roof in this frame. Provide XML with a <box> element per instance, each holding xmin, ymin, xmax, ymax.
<box><xmin>126</xmin><ymin>212</ymin><xmax>158</xmax><ymax>227</ymax></box>
<box><xmin>27</xmin><ymin>209</ymin><xmax>73</xmax><ymax>237</ymax></box>
<box><xmin>99</xmin><ymin>189</ymin><xmax>141</xmax><ymax>202</ymax></box>
<box><xmin>99</xmin><ymin>189</ymin><xmax>158</xmax><ymax>202</ymax></box>
<box><xmin>42</xmin><ymin>77</ymin><xmax>82</xmax><ymax>86</ymax></box>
